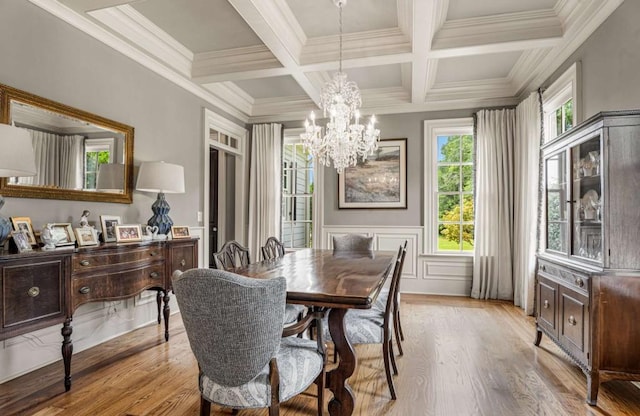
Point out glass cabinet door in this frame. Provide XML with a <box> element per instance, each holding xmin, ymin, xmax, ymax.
<box><xmin>545</xmin><ymin>152</ymin><xmax>568</xmax><ymax>254</ymax></box>
<box><xmin>570</xmin><ymin>134</ymin><xmax>602</xmax><ymax>262</ymax></box>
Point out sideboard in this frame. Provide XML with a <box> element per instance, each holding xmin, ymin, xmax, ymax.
<box><xmin>0</xmin><ymin>238</ymin><xmax>198</xmax><ymax>391</ymax></box>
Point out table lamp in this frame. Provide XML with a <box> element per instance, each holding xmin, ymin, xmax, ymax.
<box><xmin>0</xmin><ymin>124</ymin><xmax>37</xmax><ymax>246</ymax></box>
<box><xmin>135</xmin><ymin>161</ymin><xmax>184</xmax><ymax>236</ymax></box>
<box><xmin>96</xmin><ymin>163</ymin><xmax>125</xmax><ymax>192</ymax></box>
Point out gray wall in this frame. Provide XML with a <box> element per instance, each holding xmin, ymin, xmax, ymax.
<box><xmin>0</xmin><ymin>1</ymin><xmax>244</xmax><ymax>230</ymax></box>
<box><xmin>543</xmin><ymin>0</ymin><xmax>640</xmax><ymax>120</ymax></box>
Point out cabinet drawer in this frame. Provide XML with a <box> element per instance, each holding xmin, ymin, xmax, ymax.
<box><xmin>538</xmin><ymin>260</ymin><xmax>589</xmax><ymax>293</ymax></box>
<box><xmin>2</xmin><ymin>259</ymin><xmax>66</xmax><ymax>330</ymax></box>
<box><xmin>169</xmin><ymin>245</ymin><xmax>196</xmax><ymax>274</ymax></box>
<box><xmin>537</xmin><ymin>276</ymin><xmax>557</xmax><ymax>336</ymax></box>
<box><xmin>73</xmin><ymin>246</ymin><xmax>164</xmax><ymax>272</ymax></box>
<box><xmin>559</xmin><ymin>286</ymin><xmax>589</xmax><ymax>363</ymax></box>
<box><xmin>71</xmin><ymin>263</ymin><xmax>165</xmax><ymax>310</ymax></box>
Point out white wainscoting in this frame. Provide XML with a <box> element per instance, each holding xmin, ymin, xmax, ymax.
<box><xmin>322</xmin><ymin>226</ymin><xmax>473</xmax><ymax>296</ymax></box>
<box><xmin>0</xmin><ymin>228</ymin><xmax>204</xmax><ymax>384</ymax></box>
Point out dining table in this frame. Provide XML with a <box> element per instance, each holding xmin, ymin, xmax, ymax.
<box><xmin>229</xmin><ymin>248</ymin><xmax>397</xmax><ymax>416</ymax></box>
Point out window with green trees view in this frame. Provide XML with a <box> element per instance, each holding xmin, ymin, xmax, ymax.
<box><xmin>437</xmin><ymin>134</ymin><xmax>474</xmax><ymax>251</ymax></box>
<box><xmin>84</xmin><ymin>139</ymin><xmax>113</xmax><ymax>190</ymax></box>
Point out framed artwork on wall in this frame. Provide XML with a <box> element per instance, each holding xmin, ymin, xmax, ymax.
<box><xmin>338</xmin><ymin>138</ymin><xmax>407</xmax><ymax>209</ymax></box>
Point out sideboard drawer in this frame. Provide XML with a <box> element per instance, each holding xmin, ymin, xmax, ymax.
<box><xmin>71</xmin><ymin>263</ymin><xmax>165</xmax><ymax>309</ymax></box>
<box><xmin>537</xmin><ymin>275</ymin><xmax>558</xmax><ymax>337</ymax></box>
<box><xmin>73</xmin><ymin>245</ymin><xmax>164</xmax><ymax>272</ymax></box>
<box><xmin>1</xmin><ymin>256</ymin><xmax>68</xmax><ymax>338</ymax></box>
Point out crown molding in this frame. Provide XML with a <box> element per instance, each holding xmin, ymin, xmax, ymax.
<box><xmin>192</xmin><ymin>45</ymin><xmax>282</xmax><ymax>81</ymax></box>
<box><xmin>202</xmin><ymin>82</ymin><xmax>253</xmax><ymax>115</ymax></box>
<box><xmin>427</xmin><ymin>78</ymin><xmax>514</xmax><ymax>102</ymax></box>
<box><xmin>88</xmin><ymin>5</ymin><xmax>193</xmax><ymax>76</ymax></box>
<box><xmin>509</xmin><ymin>48</ymin><xmax>552</xmax><ymax>97</ymax></box>
<box><xmin>431</xmin><ymin>9</ymin><xmax>562</xmax><ymax>58</ymax></box>
<box><xmin>28</xmin><ymin>0</ymin><xmax>249</xmax><ymax>122</ymax></box>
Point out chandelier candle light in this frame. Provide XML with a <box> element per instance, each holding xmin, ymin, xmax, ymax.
<box><xmin>300</xmin><ymin>0</ymin><xmax>380</xmax><ymax>174</ymax></box>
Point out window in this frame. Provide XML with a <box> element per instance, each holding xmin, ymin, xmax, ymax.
<box><xmin>424</xmin><ymin>118</ymin><xmax>474</xmax><ymax>253</ymax></box>
<box><xmin>281</xmin><ymin>139</ymin><xmax>314</xmax><ymax>249</ymax></box>
<box><xmin>543</xmin><ymin>62</ymin><xmax>581</xmax><ymax>142</ymax></box>
<box><xmin>84</xmin><ymin>138</ymin><xmax>114</xmax><ymax>189</ymax></box>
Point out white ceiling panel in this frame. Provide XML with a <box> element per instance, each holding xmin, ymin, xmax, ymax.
<box><xmin>287</xmin><ymin>0</ymin><xmax>398</xmax><ymax>37</ymax></box>
<box><xmin>131</xmin><ymin>0</ymin><xmax>262</xmax><ymax>53</ymax></box>
<box><xmin>435</xmin><ymin>52</ymin><xmax>522</xmax><ymax>84</ymax></box>
<box><xmin>447</xmin><ymin>0</ymin><xmax>558</xmax><ymax>21</ymax></box>
<box><xmin>234</xmin><ymin>75</ymin><xmax>307</xmax><ymax>99</ymax></box>
<box><xmin>343</xmin><ymin>64</ymin><xmax>403</xmax><ymax>90</ymax></box>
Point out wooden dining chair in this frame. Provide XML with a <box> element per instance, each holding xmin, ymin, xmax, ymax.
<box><xmin>261</xmin><ymin>236</ymin><xmax>286</xmax><ymax>260</ymax></box>
<box><xmin>212</xmin><ymin>240</ymin><xmax>250</xmax><ymax>270</ymax></box>
<box><xmin>332</xmin><ymin>234</ymin><xmax>374</xmax><ymax>251</ymax></box>
<box><xmin>374</xmin><ymin>240</ymin><xmax>408</xmax><ymax>355</ymax></box>
<box><xmin>324</xmin><ymin>243</ymin><xmax>407</xmax><ymax>400</ymax></box>
<box><xmin>172</xmin><ymin>269</ymin><xmax>326</xmax><ymax>416</ymax></box>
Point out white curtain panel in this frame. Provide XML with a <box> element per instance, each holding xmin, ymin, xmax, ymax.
<box><xmin>513</xmin><ymin>92</ymin><xmax>542</xmax><ymax>315</ymax></box>
<box><xmin>23</xmin><ymin>130</ymin><xmax>83</xmax><ymax>188</ymax></box>
<box><xmin>472</xmin><ymin>109</ymin><xmax>516</xmax><ymax>301</ymax></box>
<box><xmin>247</xmin><ymin>123</ymin><xmax>282</xmax><ymax>260</ymax></box>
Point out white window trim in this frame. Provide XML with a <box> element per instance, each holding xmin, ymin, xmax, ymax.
<box><xmin>423</xmin><ymin>118</ymin><xmax>474</xmax><ymax>255</ymax></box>
<box><xmin>542</xmin><ymin>61</ymin><xmax>582</xmax><ymax>142</ymax></box>
<box><xmin>283</xmin><ymin>128</ymin><xmax>324</xmax><ymax>249</ymax></box>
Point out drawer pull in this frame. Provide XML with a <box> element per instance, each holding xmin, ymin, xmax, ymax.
<box><xmin>149</xmin><ymin>251</ymin><xmax>158</xmax><ymax>257</ymax></box>
<box><xmin>543</xmin><ymin>300</ymin><xmax>549</xmax><ymax>309</ymax></box>
<box><xmin>80</xmin><ymin>260</ymin><xmax>90</xmax><ymax>266</ymax></box>
<box><xmin>575</xmin><ymin>278</ymin><xmax>584</xmax><ymax>287</ymax></box>
<box><xmin>541</xmin><ymin>265</ymin><xmax>546</xmax><ymax>272</ymax></box>
<box><xmin>79</xmin><ymin>286</ymin><xmax>91</xmax><ymax>295</ymax></box>
<box><xmin>180</xmin><ymin>259</ymin><xmax>186</xmax><ymax>267</ymax></box>
<box><xmin>568</xmin><ymin>316</ymin><xmax>577</xmax><ymax>326</ymax></box>
<box><xmin>27</xmin><ymin>286</ymin><xmax>40</xmax><ymax>297</ymax></box>
<box><xmin>149</xmin><ymin>271</ymin><xmax>160</xmax><ymax>279</ymax></box>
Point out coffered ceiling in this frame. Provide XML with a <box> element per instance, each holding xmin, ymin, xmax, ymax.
<box><xmin>32</xmin><ymin>0</ymin><xmax>624</xmax><ymax>123</ymax></box>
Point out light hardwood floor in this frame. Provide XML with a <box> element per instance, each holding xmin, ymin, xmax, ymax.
<box><xmin>2</xmin><ymin>295</ymin><xmax>639</xmax><ymax>415</ymax></box>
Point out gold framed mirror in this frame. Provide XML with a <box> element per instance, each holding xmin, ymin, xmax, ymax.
<box><xmin>0</xmin><ymin>83</ymin><xmax>134</xmax><ymax>203</ymax></box>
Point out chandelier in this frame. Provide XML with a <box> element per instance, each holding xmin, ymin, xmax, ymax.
<box><xmin>300</xmin><ymin>0</ymin><xmax>380</xmax><ymax>174</ymax></box>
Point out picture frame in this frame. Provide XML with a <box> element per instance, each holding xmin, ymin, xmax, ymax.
<box><xmin>338</xmin><ymin>138</ymin><xmax>407</xmax><ymax>209</ymax></box>
<box><xmin>11</xmin><ymin>230</ymin><xmax>32</xmax><ymax>253</ymax></box>
<box><xmin>10</xmin><ymin>216</ymin><xmax>37</xmax><ymax>246</ymax></box>
<box><xmin>74</xmin><ymin>227</ymin><xmax>99</xmax><ymax>246</ymax></box>
<box><xmin>50</xmin><ymin>223</ymin><xmax>76</xmax><ymax>246</ymax></box>
<box><xmin>115</xmin><ymin>224</ymin><xmax>142</xmax><ymax>242</ymax></box>
<box><xmin>171</xmin><ymin>226</ymin><xmax>190</xmax><ymax>239</ymax></box>
<box><xmin>100</xmin><ymin>215</ymin><xmax>121</xmax><ymax>243</ymax></box>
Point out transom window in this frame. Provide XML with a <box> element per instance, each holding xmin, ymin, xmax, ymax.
<box><xmin>543</xmin><ymin>62</ymin><xmax>580</xmax><ymax>142</ymax></box>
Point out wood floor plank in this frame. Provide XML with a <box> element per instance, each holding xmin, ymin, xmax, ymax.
<box><xmin>2</xmin><ymin>294</ymin><xmax>639</xmax><ymax>415</ymax></box>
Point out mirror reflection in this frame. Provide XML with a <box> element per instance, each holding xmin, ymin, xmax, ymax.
<box><xmin>0</xmin><ymin>83</ymin><xmax>134</xmax><ymax>203</ymax></box>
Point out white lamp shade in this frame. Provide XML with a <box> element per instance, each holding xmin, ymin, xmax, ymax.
<box><xmin>96</xmin><ymin>163</ymin><xmax>125</xmax><ymax>191</ymax></box>
<box><xmin>0</xmin><ymin>124</ymin><xmax>37</xmax><ymax>177</ymax></box>
<box><xmin>135</xmin><ymin>161</ymin><xmax>185</xmax><ymax>194</ymax></box>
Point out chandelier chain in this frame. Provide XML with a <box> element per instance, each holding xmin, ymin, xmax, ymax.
<box><xmin>339</xmin><ymin>4</ymin><xmax>343</xmax><ymax>73</ymax></box>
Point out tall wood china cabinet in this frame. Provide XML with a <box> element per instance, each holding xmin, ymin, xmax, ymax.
<box><xmin>536</xmin><ymin>110</ymin><xmax>640</xmax><ymax>405</ymax></box>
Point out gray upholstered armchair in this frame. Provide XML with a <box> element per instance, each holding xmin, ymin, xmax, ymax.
<box><xmin>172</xmin><ymin>268</ymin><xmax>326</xmax><ymax>415</ymax></box>
<box><xmin>332</xmin><ymin>234</ymin><xmax>374</xmax><ymax>251</ymax></box>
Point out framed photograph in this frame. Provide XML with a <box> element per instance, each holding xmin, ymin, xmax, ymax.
<box><xmin>11</xmin><ymin>230</ymin><xmax>32</xmax><ymax>253</ymax></box>
<box><xmin>74</xmin><ymin>228</ymin><xmax>99</xmax><ymax>246</ymax></box>
<box><xmin>50</xmin><ymin>223</ymin><xmax>76</xmax><ymax>246</ymax></box>
<box><xmin>115</xmin><ymin>224</ymin><xmax>142</xmax><ymax>242</ymax></box>
<box><xmin>10</xmin><ymin>216</ymin><xmax>36</xmax><ymax>246</ymax></box>
<box><xmin>338</xmin><ymin>138</ymin><xmax>407</xmax><ymax>209</ymax></box>
<box><xmin>100</xmin><ymin>215</ymin><xmax>121</xmax><ymax>243</ymax></box>
<box><xmin>171</xmin><ymin>226</ymin><xmax>190</xmax><ymax>239</ymax></box>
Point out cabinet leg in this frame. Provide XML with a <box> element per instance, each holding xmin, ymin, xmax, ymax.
<box><xmin>61</xmin><ymin>318</ymin><xmax>73</xmax><ymax>391</ymax></box>
<box><xmin>534</xmin><ymin>328</ymin><xmax>543</xmax><ymax>346</ymax></box>
<box><xmin>587</xmin><ymin>371</ymin><xmax>600</xmax><ymax>406</ymax></box>
<box><xmin>163</xmin><ymin>291</ymin><xmax>171</xmax><ymax>341</ymax></box>
<box><xmin>156</xmin><ymin>290</ymin><xmax>162</xmax><ymax>324</ymax></box>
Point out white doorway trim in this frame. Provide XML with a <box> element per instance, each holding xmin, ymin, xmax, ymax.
<box><xmin>203</xmin><ymin>108</ymin><xmax>248</xmax><ymax>267</ymax></box>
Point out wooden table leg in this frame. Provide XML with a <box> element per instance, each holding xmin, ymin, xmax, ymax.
<box><xmin>61</xmin><ymin>317</ymin><xmax>73</xmax><ymax>391</ymax></box>
<box><xmin>163</xmin><ymin>291</ymin><xmax>171</xmax><ymax>341</ymax></box>
<box><xmin>326</xmin><ymin>308</ymin><xmax>355</xmax><ymax>416</ymax></box>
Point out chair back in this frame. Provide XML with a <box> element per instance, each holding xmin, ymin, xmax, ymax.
<box><xmin>332</xmin><ymin>234</ymin><xmax>374</xmax><ymax>251</ymax></box>
<box><xmin>384</xmin><ymin>242</ymin><xmax>407</xmax><ymax>325</ymax></box>
<box><xmin>261</xmin><ymin>236</ymin><xmax>285</xmax><ymax>260</ymax></box>
<box><xmin>213</xmin><ymin>240</ymin><xmax>250</xmax><ymax>270</ymax></box>
<box><xmin>172</xmin><ymin>269</ymin><xmax>286</xmax><ymax>387</ymax></box>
